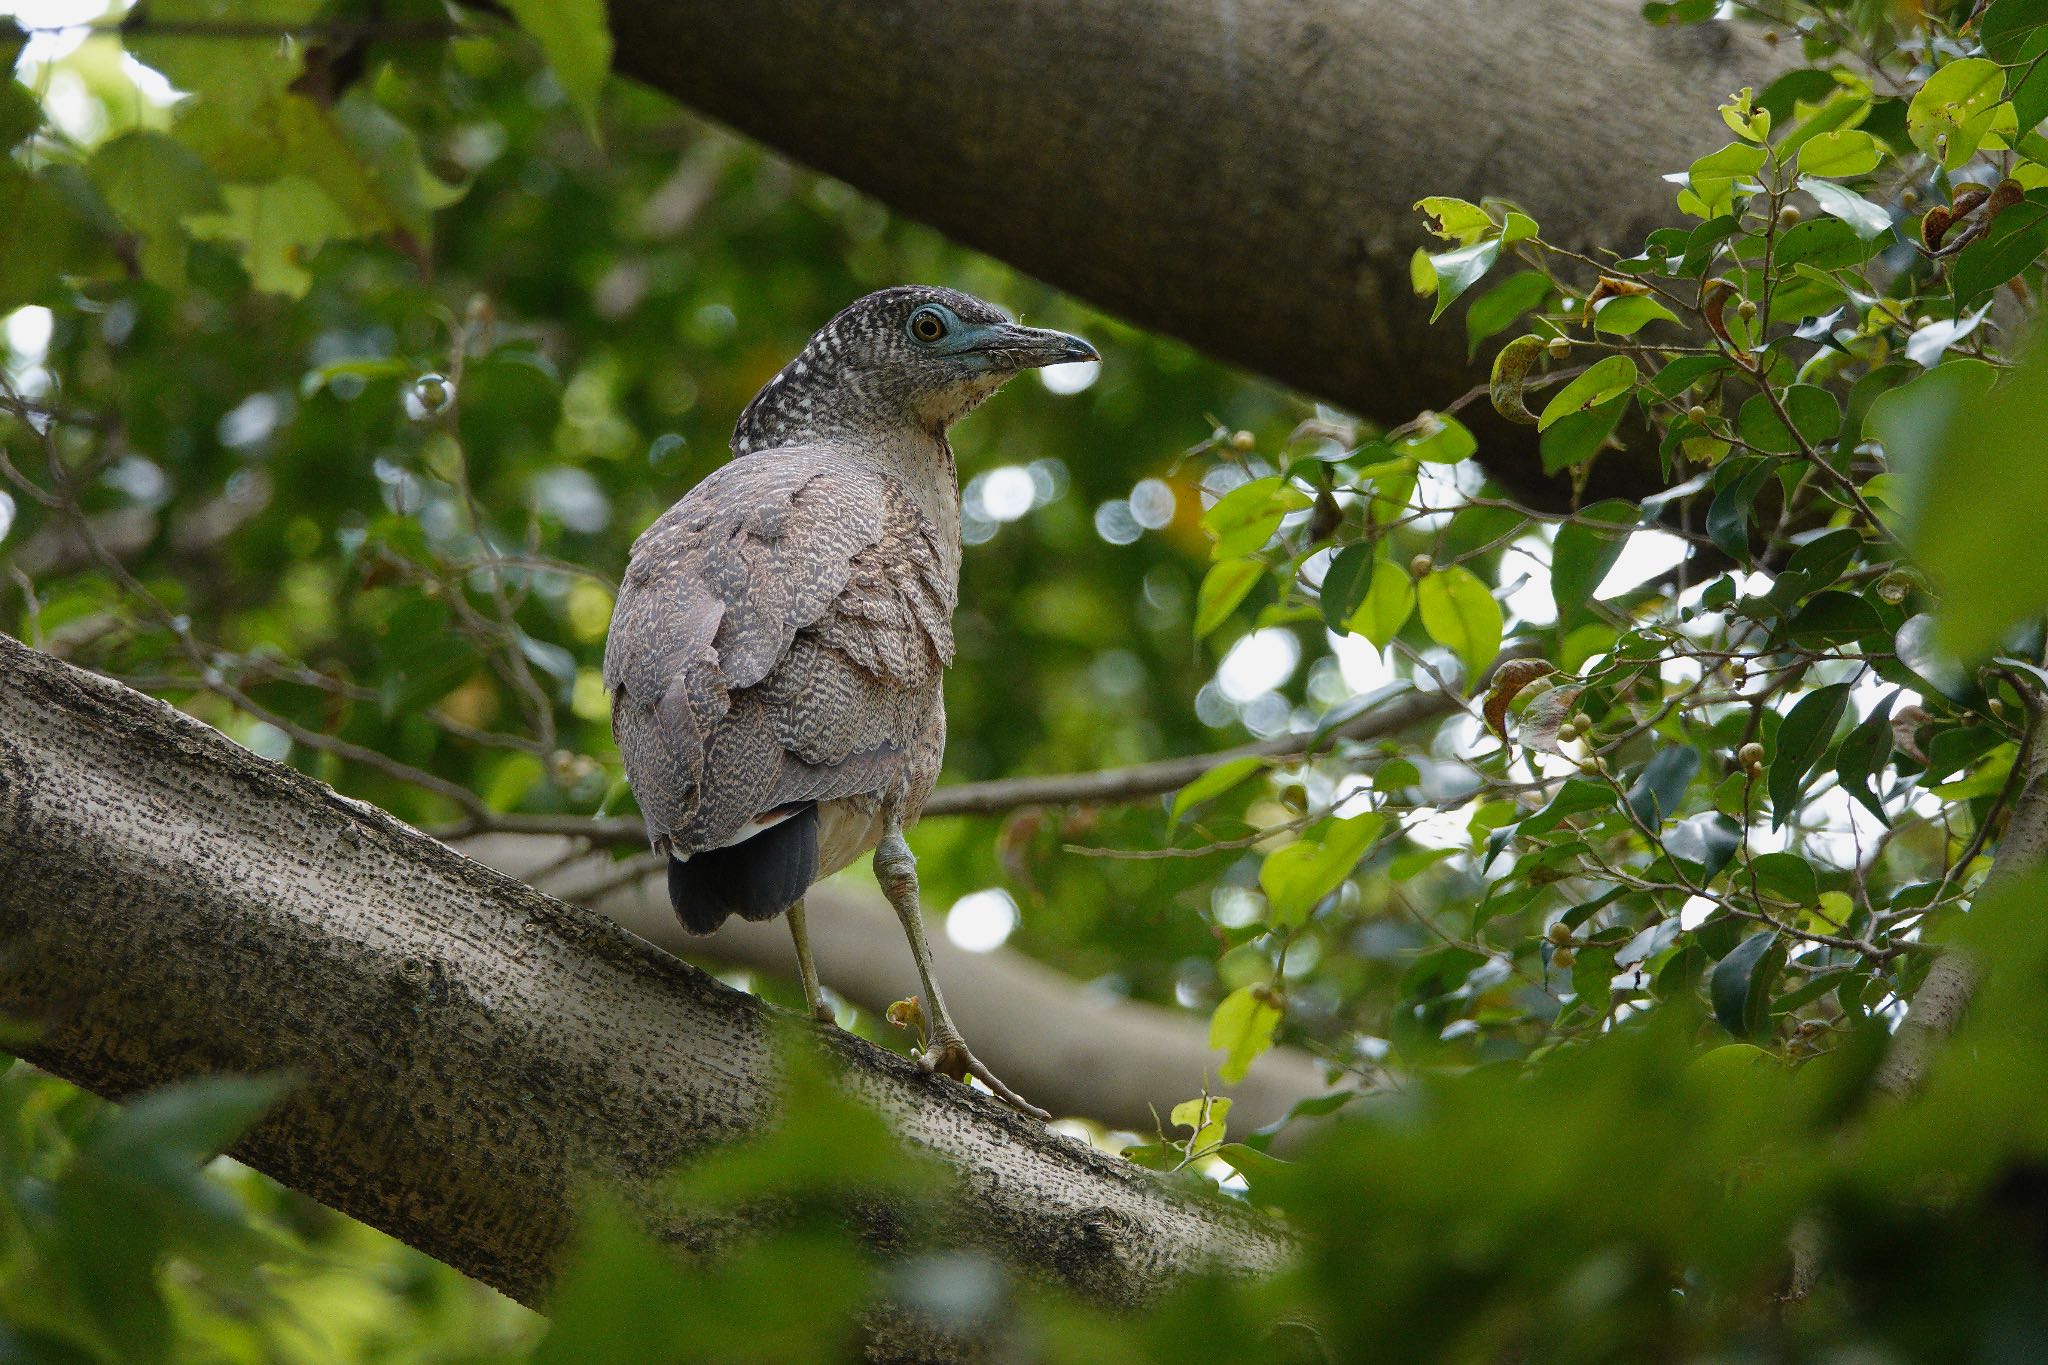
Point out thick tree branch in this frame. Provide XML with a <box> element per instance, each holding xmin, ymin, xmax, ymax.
<box><xmin>1871</xmin><ymin>679</ymin><xmax>2048</xmax><ymax>1100</ymax></box>
<box><xmin>0</xmin><ymin>634</ymin><xmax>1291</xmax><ymax>1321</ymax></box>
<box><xmin>605</xmin><ymin>0</ymin><xmax>1788</xmax><ymax>498</ymax></box>
<box><xmin>462</xmin><ymin>834</ymin><xmax>1341</xmax><ymax>1138</ymax></box>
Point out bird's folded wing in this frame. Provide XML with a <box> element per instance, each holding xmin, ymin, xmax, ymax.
<box><xmin>604</xmin><ymin>447</ymin><xmax>955</xmax><ymax>855</ymax></box>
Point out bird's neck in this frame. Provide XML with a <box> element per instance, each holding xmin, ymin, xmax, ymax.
<box><xmin>862</xmin><ymin>425</ymin><xmax>963</xmax><ymax>581</ymax></box>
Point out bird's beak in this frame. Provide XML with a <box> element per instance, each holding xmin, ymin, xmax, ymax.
<box><xmin>973</xmin><ymin>322</ymin><xmax>1100</xmax><ymax>369</ymax></box>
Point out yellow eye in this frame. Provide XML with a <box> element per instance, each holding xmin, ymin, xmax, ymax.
<box><xmin>910</xmin><ymin>309</ymin><xmax>947</xmax><ymax>343</ymax></box>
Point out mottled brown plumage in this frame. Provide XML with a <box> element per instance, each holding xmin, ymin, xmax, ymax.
<box><xmin>603</xmin><ymin>286</ymin><xmax>1095</xmax><ymax>1116</ymax></box>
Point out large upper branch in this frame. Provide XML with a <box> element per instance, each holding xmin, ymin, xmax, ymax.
<box><xmin>0</xmin><ymin>634</ymin><xmax>1290</xmax><ymax>1315</ymax></box>
<box><xmin>606</xmin><ymin>0</ymin><xmax>1786</xmax><ymax>497</ymax></box>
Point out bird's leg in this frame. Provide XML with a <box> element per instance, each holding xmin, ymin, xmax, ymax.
<box><xmin>873</xmin><ymin>822</ymin><xmax>1049</xmax><ymax>1120</ymax></box>
<box><xmin>785</xmin><ymin>898</ymin><xmax>836</xmax><ymax>1025</ymax></box>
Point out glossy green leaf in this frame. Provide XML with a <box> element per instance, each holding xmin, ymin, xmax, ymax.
<box><xmin>1465</xmin><ymin>269</ymin><xmax>1552</xmax><ymax>355</ymax></box>
<box><xmin>1538</xmin><ymin>355</ymin><xmax>1638</xmax><ymax>430</ymax></box>
<box><xmin>1171</xmin><ymin>756</ymin><xmax>1267</xmax><ymax>823</ymax></box>
<box><xmin>1416</xmin><ymin>565</ymin><xmax>1502</xmax><ymax>686</ymax></box>
<box><xmin>1320</xmin><ymin>541</ymin><xmax>1377</xmax><ymax>632</ymax></box>
<box><xmin>1710</xmin><ymin>931</ymin><xmax>1785</xmax><ymax>1040</ymax></box>
<box><xmin>1769</xmin><ymin>683</ymin><xmax>1853</xmax><ymax>826</ymax></box>
<box><xmin>1551</xmin><ymin>500</ymin><xmax>1636</xmax><ymax>628</ymax></box>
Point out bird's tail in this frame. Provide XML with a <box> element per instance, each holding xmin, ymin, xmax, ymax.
<box><xmin>667</xmin><ymin>803</ymin><xmax>820</xmax><ymax>934</ymax></box>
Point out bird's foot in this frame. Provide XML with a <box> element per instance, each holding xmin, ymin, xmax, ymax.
<box><xmin>807</xmin><ymin>1000</ymin><xmax>839</xmax><ymax>1026</ymax></box>
<box><xmin>917</xmin><ymin>1035</ymin><xmax>1049</xmax><ymax>1121</ymax></box>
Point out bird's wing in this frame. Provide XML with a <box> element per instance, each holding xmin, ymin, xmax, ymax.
<box><xmin>604</xmin><ymin>447</ymin><xmax>954</xmax><ymax>857</ymax></box>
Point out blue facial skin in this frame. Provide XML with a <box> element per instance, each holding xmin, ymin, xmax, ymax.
<box><xmin>907</xmin><ymin>304</ymin><xmax>1098</xmax><ymax>373</ymax></box>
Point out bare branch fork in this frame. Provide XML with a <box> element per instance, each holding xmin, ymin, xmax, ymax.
<box><xmin>0</xmin><ymin>634</ymin><xmax>1292</xmax><ymax>1318</ymax></box>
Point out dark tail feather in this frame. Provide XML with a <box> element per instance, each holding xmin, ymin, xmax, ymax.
<box><xmin>667</xmin><ymin>804</ymin><xmax>820</xmax><ymax>935</ymax></box>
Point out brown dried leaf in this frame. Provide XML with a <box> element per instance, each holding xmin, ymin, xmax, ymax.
<box><xmin>1483</xmin><ymin>658</ymin><xmax>1560</xmax><ymax>738</ymax></box>
<box><xmin>1518</xmin><ymin>684</ymin><xmax>1582</xmax><ymax>756</ymax></box>
<box><xmin>1580</xmin><ymin>275</ymin><xmax>1650</xmax><ymax>328</ymax></box>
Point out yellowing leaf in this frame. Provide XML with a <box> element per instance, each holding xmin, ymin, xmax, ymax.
<box><xmin>1209</xmin><ymin>986</ymin><xmax>1283</xmax><ymax>1084</ymax></box>
<box><xmin>1259</xmin><ymin>811</ymin><xmax>1386</xmax><ymax>928</ymax></box>
<box><xmin>1194</xmin><ymin>558</ymin><xmax>1263</xmax><ymax>637</ymax></box>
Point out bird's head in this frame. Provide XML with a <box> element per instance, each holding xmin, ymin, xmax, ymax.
<box><xmin>733</xmin><ymin>286</ymin><xmax>1097</xmax><ymax>455</ymax></box>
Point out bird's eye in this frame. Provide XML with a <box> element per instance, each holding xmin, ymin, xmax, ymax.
<box><xmin>909</xmin><ymin>309</ymin><xmax>948</xmax><ymax>343</ymax></box>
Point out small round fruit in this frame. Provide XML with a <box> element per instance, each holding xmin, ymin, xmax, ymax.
<box><xmin>1736</xmin><ymin>299</ymin><xmax>1758</xmax><ymax>321</ymax></box>
<box><xmin>1546</xmin><ymin>921</ymin><xmax>1573</xmax><ymax>946</ymax></box>
<box><xmin>1738</xmin><ymin>741</ymin><xmax>1765</xmax><ymax>766</ymax></box>
<box><xmin>1410</xmin><ymin>553</ymin><xmax>1434</xmax><ymax>577</ymax></box>
<box><xmin>1551</xmin><ymin>947</ymin><xmax>1577</xmax><ymax>969</ymax></box>
<box><xmin>1687</xmin><ymin>404</ymin><xmax>1710</xmax><ymax>425</ymax></box>
<box><xmin>1776</xmin><ymin>206</ymin><xmax>1800</xmax><ymax>229</ymax></box>
<box><xmin>1547</xmin><ymin>336</ymin><xmax>1572</xmax><ymax>359</ymax></box>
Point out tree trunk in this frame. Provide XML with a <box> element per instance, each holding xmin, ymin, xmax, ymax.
<box><xmin>606</xmin><ymin>0</ymin><xmax>1786</xmax><ymax>498</ymax></box>
<box><xmin>0</xmin><ymin>634</ymin><xmax>1291</xmax><ymax>1318</ymax></box>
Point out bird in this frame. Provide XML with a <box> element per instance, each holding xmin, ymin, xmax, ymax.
<box><xmin>604</xmin><ymin>286</ymin><xmax>1096</xmax><ymax>1119</ymax></box>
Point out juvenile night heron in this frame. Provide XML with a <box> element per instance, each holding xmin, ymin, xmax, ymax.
<box><xmin>605</xmin><ymin>286</ymin><xmax>1095</xmax><ymax>1118</ymax></box>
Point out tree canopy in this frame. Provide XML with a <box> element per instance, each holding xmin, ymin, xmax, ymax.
<box><xmin>6</xmin><ymin>0</ymin><xmax>2048</xmax><ymax>1360</ymax></box>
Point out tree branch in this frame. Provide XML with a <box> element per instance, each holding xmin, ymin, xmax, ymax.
<box><xmin>603</xmin><ymin>0</ymin><xmax>1789</xmax><ymax>499</ymax></box>
<box><xmin>0</xmin><ymin>634</ymin><xmax>1291</xmax><ymax>1325</ymax></box>
<box><xmin>461</xmin><ymin>833</ymin><xmax>1342</xmax><ymax>1138</ymax></box>
<box><xmin>446</xmin><ymin>665</ymin><xmax>1512</xmax><ymax>848</ymax></box>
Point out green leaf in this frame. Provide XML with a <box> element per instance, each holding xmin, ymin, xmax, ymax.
<box><xmin>1949</xmin><ymin>192</ymin><xmax>2048</xmax><ymax>308</ymax></box>
<box><xmin>1319</xmin><ymin>541</ymin><xmax>1376</xmax><ymax>632</ymax></box>
<box><xmin>1425</xmin><ymin>238</ymin><xmax>1503</xmax><ymax>321</ymax></box>
<box><xmin>1750</xmin><ymin>851</ymin><xmax>1818</xmax><ymax>906</ymax></box>
<box><xmin>1195</xmin><ymin>558</ymin><xmax>1264</xmax><ymax>637</ymax></box>
<box><xmin>1591</xmin><ymin>294</ymin><xmax>1680</xmax><ymax>335</ymax></box>
<box><xmin>1769</xmin><ymin>683</ymin><xmax>1853</xmax><ymax>826</ymax></box>
<box><xmin>1908</xmin><ymin>58</ymin><xmax>2011</xmax><ymax>170</ymax></box>
<box><xmin>1260</xmin><ymin>811</ymin><xmax>1386</xmax><ymax>928</ymax></box>
<box><xmin>88</xmin><ymin>131</ymin><xmax>223</xmax><ymax>288</ymax></box>
<box><xmin>0</xmin><ymin>76</ymin><xmax>40</xmax><ymax>152</ymax></box>
<box><xmin>1397</xmin><ymin>414</ymin><xmax>1477</xmax><ymax>464</ymax></box>
<box><xmin>1538</xmin><ymin>355</ymin><xmax>1638</xmax><ymax>430</ymax></box>
<box><xmin>504</xmin><ymin>0</ymin><xmax>615</xmax><ymax>138</ymax></box>
<box><xmin>1796</xmin><ymin>128</ymin><xmax>1882</xmax><ymax>178</ymax></box>
<box><xmin>1171</xmin><ymin>756</ymin><xmax>1267</xmax><ymax>823</ymax></box>
<box><xmin>1209</xmin><ymin>985</ymin><xmax>1284</xmax><ymax>1084</ymax></box>
<box><xmin>1804</xmin><ymin>180</ymin><xmax>1893</xmax><ymax>238</ymax></box>
<box><xmin>1465</xmin><ymin>269</ymin><xmax>1552</xmax><ymax>355</ymax></box>
<box><xmin>1347</xmin><ymin>555</ymin><xmax>1415</xmax><ymax>646</ymax></box>
<box><xmin>1710</xmin><ymin>931</ymin><xmax>1785</xmax><ymax>1040</ymax></box>
<box><xmin>1519</xmin><ymin>778</ymin><xmax>1618</xmax><ymax>836</ymax></box>
<box><xmin>1415</xmin><ymin>195</ymin><xmax>1496</xmax><ymax>244</ymax></box>
<box><xmin>1682</xmin><ymin>142</ymin><xmax>1768</xmax><ymax>217</ymax></box>
<box><xmin>1837</xmin><ymin>692</ymin><xmax>1897</xmax><ymax>823</ymax></box>
<box><xmin>1540</xmin><ymin>394</ymin><xmax>1628</xmax><ymax>472</ymax></box>
<box><xmin>1871</xmin><ymin>353</ymin><xmax>2042</xmax><ymax>657</ymax></box>
<box><xmin>1551</xmin><ymin>500</ymin><xmax>1637</xmax><ymax>627</ymax></box>
<box><xmin>1625</xmin><ymin>746</ymin><xmax>1700</xmax><ymax>827</ymax></box>
<box><xmin>1983</xmin><ymin>0</ymin><xmax>2048</xmax><ymax>61</ymax></box>
<box><xmin>1773</xmin><ymin>217</ymin><xmax>1882</xmax><ymax>270</ymax></box>
<box><xmin>185</xmin><ymin>176</ymin><xmax>355</xmax><ymax>297</ymax></box>
<box><xmin>1170</xmin><ymin>1095</ymin><xmax>1232</xmax><ymax>1154</ymax></box>
<box><xmin>1416</xmin><ymin>565</ymin><xmax>1502</xmax><ymax>687</ymax></box>
<box><xmin>1204</xmin><ymin>476</ymin><xmax>1308</xmax><ymax>558</ymax></box>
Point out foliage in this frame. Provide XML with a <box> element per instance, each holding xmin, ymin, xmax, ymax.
<box><xmin>5</xmin><ymin>0</ymin><xmax>2048</xmax><ymax>1359</ymax></box>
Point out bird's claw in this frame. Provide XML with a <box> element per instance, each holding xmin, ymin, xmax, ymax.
<box><xmin>917</xmin><ymin>1036</ymin><xmax>1050</xmax><ymax>1121</ymax></box>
